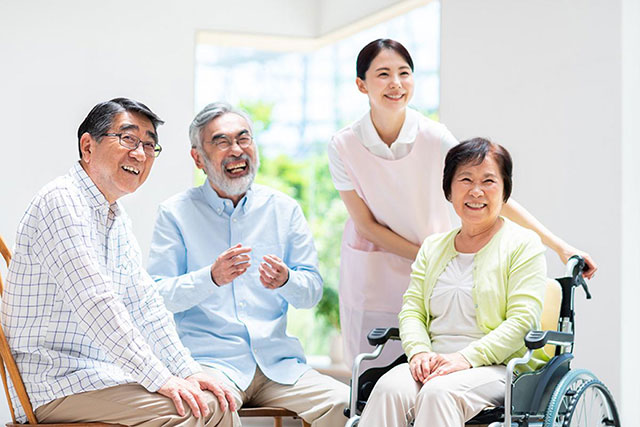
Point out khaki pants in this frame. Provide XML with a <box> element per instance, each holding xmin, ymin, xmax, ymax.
<box><xmin>359</xmin><ymin>363</ymin><xmax>505</xmax><ymax>427</ymax></box>
<box><xmin>201</xmin><ymin>365</ymin><xmax>349</xmax><ymax>427</ymax></box>
<box><xmin>35</xmin><ymin>366</ymin><xmax>349</xmax><ymax>427</ymax></box>
<box><xmin>35</xmin><ymin>382</ymin><xmax>233</xmax><ymax>426</ymax></box>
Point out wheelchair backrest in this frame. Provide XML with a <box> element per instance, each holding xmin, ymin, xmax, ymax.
<box><xmin>541</xmin><ymin>279</ymin><xmax>562</xmax><ymax>358</ymax></box>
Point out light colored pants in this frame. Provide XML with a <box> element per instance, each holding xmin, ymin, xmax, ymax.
<box><xmin>35</xmin><ymin>367</ymin><xmax>348</xmax><ymax>427</ymax></box>
<box><xmin>201</xmin><ymin>365</ymin><xmax>349</xmax><ymax>427</ymax></box>
<box><xmin>358</xmin><ymin>363</ymin><xmax>505</xmax><ymax>427</ymax></box>
<box><xmin>35</xmin><ymin>382</ymin><xmax>233</xmax><ymax>426</ymax></box>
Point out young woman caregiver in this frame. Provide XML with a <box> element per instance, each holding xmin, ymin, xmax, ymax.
<box><xmin>327</xmin><ymin>38</ymin><xmax>597</xmax><ymax>365</ymax></box>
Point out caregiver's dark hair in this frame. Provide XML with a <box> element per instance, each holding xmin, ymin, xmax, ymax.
<box><xmin>356</xmin><ymin>39</ymin><xmax>414</xmax><ymax>80</ymax></box>
<box><xmin>442</xmin><ymin>138</ymin><xmax>513</xmax><ymax>203</ymax></box>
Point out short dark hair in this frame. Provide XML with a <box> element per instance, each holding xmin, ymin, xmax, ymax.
<box><xmin>443</xmin><ymin>138</ymin><xmax>513</xmax><ymax>203</ymax></box>
<box><xmin>356</xmin><ymin>39</ymin><xmax>414</xmax><ymax>80</ymax></box>
<box><xmin>76</xmin><ymin>97</ymin><xmax>164</xmax><ymax>159</ymax></box>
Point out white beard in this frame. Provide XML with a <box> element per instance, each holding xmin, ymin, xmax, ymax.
<box><xmin>202</xmin><ymin>151</ymin><xmax>259</xmax><ymax>197</ymax></box>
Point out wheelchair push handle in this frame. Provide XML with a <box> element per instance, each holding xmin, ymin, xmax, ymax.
<box><xmin>565</xmin><ymin>255</ymin><xmax>592</xmax><ymax>300</ymax></box>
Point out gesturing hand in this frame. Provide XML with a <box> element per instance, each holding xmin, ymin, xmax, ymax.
<box><xmin>425</xmin><ymin>352</ymin><xmax>472</xmax><ymax>381</ymax></box>
<box><xmin>158</xmin><ymin>375</ymin><xmax>210</xmax><ymax>418</ymax></box>
<box><xmin>210</xmin><ymin>244</ymin><xmax>252</xmax><ymax>286</ymax></box>
<box><xmin>409</xmin><ymin>352</ymin><xmax>439</xmax><ymax>384</ymax></box>
<box><xmin>187</xmin><ymin>372</ymin><xmax>237</xmax><ymax>413</ymax></box>
<box><xmin>259</xmin><ymin>254</ymin><xmax>290</xmax><ymax>289</ymax></box>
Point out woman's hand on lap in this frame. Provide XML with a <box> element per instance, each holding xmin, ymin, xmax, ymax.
<box><xmin>424</xmin><ymin>352</ymin><xmax>472</xmax><ymax>381</ymax></box>
<box><xmin>409</xmin><ymin>352</ymin><xmax>438</xmax><ymax>383</ymax></box>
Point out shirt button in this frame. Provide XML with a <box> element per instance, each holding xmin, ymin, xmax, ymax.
<box><xmin>233</xmin><ymin>218</ymin><xmax>237</xmax><ymax>223</ymax></box>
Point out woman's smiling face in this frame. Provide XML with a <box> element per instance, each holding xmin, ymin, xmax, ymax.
<box><xmin>450</xmin><ymin>154</ymin><xmax>505</xmax><ymax>229</ymax></box>
<box><xmin>356</xmin><ymin>48</ymin><xmax>414</xmax><ymax>114</ymax></box>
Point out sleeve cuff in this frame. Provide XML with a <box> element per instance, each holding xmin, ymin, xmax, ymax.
<box><xmin>175</xmin><ymin>359</ymin><xmax>203</xmax><ymax>379</ymax></box>
<box><xmin>137</xmin><ymin>360</ymin><xmax>173</xmax><ymax>392</ymax></box>
<box><xmin>194</xmin><ymin>264</ymin><xmax>217</xmax><ymax>288</ymax></box>
<box><xmin>459</xmin><ymin>347</ymin><xmax>482</xmax><ymax>368</ymax></box>
<box><xmin>405</xmin><ymin>344</ymin><xmax>432</xmax><ymax>361</ymax></box>
<box><xmin>276</xmin><ymin>268</ymin><xmax>302</xmax><ymax>300</ymax></box>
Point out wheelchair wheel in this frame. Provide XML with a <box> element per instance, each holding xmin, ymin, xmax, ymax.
<box><xmin>562</xmin><ymin>379</ymin><xmax>620</xmax><ymax>426</ymax></box>
<box><xmin>543</xmin><ymin>369</ymin><xmax>598</xmax><ymax>427</ymax></box>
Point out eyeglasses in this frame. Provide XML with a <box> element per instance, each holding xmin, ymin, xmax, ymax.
<box><xmin>102</xmin><ymin>132</ymin><xmax>163</xmax><ymax>158</ymax></box>
<box><xmin>208</xmin><ymin>134</ymin><xmax>253</xmax><ymax>151</ymax></box>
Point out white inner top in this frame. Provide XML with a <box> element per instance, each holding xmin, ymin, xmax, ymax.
<box><xmin>328</xmin><ymin>108</ymin><xmax>421</xmax><ymax>191</ymax></box>
<box><xmin>429</xmin><ymin>252</ymin><xmax>485</xmax><ymax>354</ymax></box>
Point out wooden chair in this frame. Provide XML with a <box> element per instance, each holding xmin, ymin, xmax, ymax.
<box><xmin>0</xmin><ymin>234</ymin><xmax>118</xmax><ymax>426</ymax></box>
<box><xmin>0</xmin><ymin>235</ymin><xmax>311</xmax><ymax>427</ymax></box>
<box><xmin>238</xmin><ymin>406</ymin><xmax>310</xmax><ymax>427</ymax></box>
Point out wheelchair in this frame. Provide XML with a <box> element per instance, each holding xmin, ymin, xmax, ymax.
<box><xmin>344</xmin><ymin>256</ymin><xmax>620</xmax><ymax>426</ymax></box>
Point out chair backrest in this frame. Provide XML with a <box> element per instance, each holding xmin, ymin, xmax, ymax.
<box><xmin>0</xmin><ymin>235</ymin><xmax>38</xmax><ymax>424</ymax></box>
<box><xmin>540</xmin><ymin>278</ymin><xmax>562</xmax><ymax>358</ymax></box>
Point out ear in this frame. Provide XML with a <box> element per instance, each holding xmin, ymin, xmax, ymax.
<box><xmin>79</xmin><ymin>132</ymin><xmax>95</xmax><ymax>163</ymax></box>
<box><xmin>356</xmin><ymin>77</ymin><xmax>368</xmax><ymax>95</ymax></box>
<box><xmin>190</xmin><ymin>148</ymin><xmax>205</xmax><ymax>170</ymax></box>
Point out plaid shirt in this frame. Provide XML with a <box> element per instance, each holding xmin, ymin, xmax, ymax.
<box><xmin>1</xmin><ymin>163</ymin><xmax>200</xmax><ymax>421</ymax></box>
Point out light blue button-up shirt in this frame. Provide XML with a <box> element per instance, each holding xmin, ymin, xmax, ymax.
<box><xmin>148</xmin><ymin>182</ymin><xmax>323</xmax><ymax>390</ymax></box>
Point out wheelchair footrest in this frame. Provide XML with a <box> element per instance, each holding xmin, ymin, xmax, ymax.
<box><xmin>466</xmin><ymin>406</ymin><xmax>504</xmax><ymax>424</ymax></box>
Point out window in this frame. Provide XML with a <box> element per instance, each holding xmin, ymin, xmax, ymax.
<box><xmin>194</xmin><ymin>1</ymin><xmax>441</xmax><ymax>361</ymax></box>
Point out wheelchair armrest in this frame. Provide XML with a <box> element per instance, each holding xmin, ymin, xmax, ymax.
<box><xmin>367</xmin><ymin>327</ymin><xmax>400</xmax><ymax>346</ymax></box>
<box><xmin>525</xmin><ymin>330</ymin><xmax>574</xmax><ymax>350</ymax></box>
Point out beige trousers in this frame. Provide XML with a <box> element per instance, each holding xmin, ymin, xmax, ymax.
<box><xmin>358</xmin><ymin>363</ymin><xmax>505</xmax><ymax>427</ymax></box>
<box><xmin>35</xmin><ymin>382</ymin><xmax>234</xmax><ymax>426</ymax></box>
<box><xmin>35</xmin><ymin>366</ymin><xmax>349</xmax><ymax>427</ymax></box>
<box><xmin>201</xmin><ymin>365</ymin><xmax>349</xmax><ymax>427</ymax></box>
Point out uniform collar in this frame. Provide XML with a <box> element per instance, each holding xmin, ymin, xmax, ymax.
<box><xmin>360</xmin><ymin>107</ymin><xmax>420</xmax><ymax>148</ymax></box>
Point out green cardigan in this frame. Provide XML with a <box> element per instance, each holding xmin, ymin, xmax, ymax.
<box><xmin>399</xmin><ymin>217</ymin><xmax>550</xmax><ymax>372</ymax></box>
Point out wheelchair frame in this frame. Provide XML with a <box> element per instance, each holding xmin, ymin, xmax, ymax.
<box><xmin>345</xmin><ymin>256</ymin><xmax>620</xmax><ymax>427</ymax></box>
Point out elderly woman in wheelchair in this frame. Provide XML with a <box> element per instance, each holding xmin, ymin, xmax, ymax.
<box><xmin>350</xmin><ymin>138</ymin><xmax>619</xmax><ymax>427</ymax></box>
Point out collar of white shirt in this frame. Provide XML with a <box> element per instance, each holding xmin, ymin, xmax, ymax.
<box><xmin>360</xmin><ymin>107</ymin><xmax>420</xmax><ymax>149</ymax></box>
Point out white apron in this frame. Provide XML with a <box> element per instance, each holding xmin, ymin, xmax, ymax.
<box><xmin>333</xmin><ymin>118</ymin><xmax>452</xmax><ymax>366</ymax></box>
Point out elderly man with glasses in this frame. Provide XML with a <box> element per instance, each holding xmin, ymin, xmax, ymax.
<box><xmin>147</xmin><ymin>102</ymin><xmax>349</xmax><ymax>427</ymax></box>
<box><xmin>2</xmin><ymin>98</ymin><xmax>237</xmax><ymax>426</ymax></box>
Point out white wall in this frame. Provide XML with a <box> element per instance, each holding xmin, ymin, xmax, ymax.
<box><xmin>621</xmin><ymin>0</ymin><xmax>640</xmax><ymax>420</ymax></box>
<box><xmin>318</xmin><ymin>0</ymin><xmax>410</xmax><ymax>34</ymax></box>
<box><xmin>441</xmin><ymin>0</ymin><xmax>636</xmax><ymax>422</ymax></box>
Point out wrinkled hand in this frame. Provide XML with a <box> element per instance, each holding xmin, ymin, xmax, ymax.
<box><xmin>409</xmin><ymin>352</ymin><xmax>439</xmax><ymax>384</ymax></box>
<box><xmin>211</xmin><ymin>244</ymin><xmax>252</xmax><ymax>286</ymax></box>
<box><xmin>425</xmin><ymin>352</ymin><xmax>471</xmax><ymax>381</ymax></box>
<box><xmin>558</xmin><ymin>245</ymin><xmax>597</xmax><ymax>280</ymax></box>
<box><xmin>158</xmin><ymin>375</ymin><xmax>210</xmax><ymax>418</ymax></box>
<box><xmin>259</xmin><ymin>254</ymin><xmax>289</xmax><ymax>289</ymax></box>
<box><xmin>187</xmin><ymin>372</ymin><xmax>237</xmax><ymax>413</ymax></box>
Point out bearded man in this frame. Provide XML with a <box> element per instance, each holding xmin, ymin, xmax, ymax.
<box><xmin>147</xmin><ymin>102</ymin><xmax>349</xmax><ymax>427</ymax></box>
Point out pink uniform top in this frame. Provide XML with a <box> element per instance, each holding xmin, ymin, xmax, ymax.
<box><xmin>330</xmin><ymin>114</ymin><xmax>456</xmax><ymax>362</ymax></box>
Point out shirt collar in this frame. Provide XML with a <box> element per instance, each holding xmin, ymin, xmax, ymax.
<box><xmin>201</xmin><ymin>179</ymin><xmax>253</xmax><ymax>216</ymax></box>
<box><xmin>360</xmin><ymin>107</ymin><xmax>420</xmax><ymax>148</ymax></box>
<box><xmin>70</xmin><ymin>162</ymin><xmax>121</xmax><ymax>216</ymax></box>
